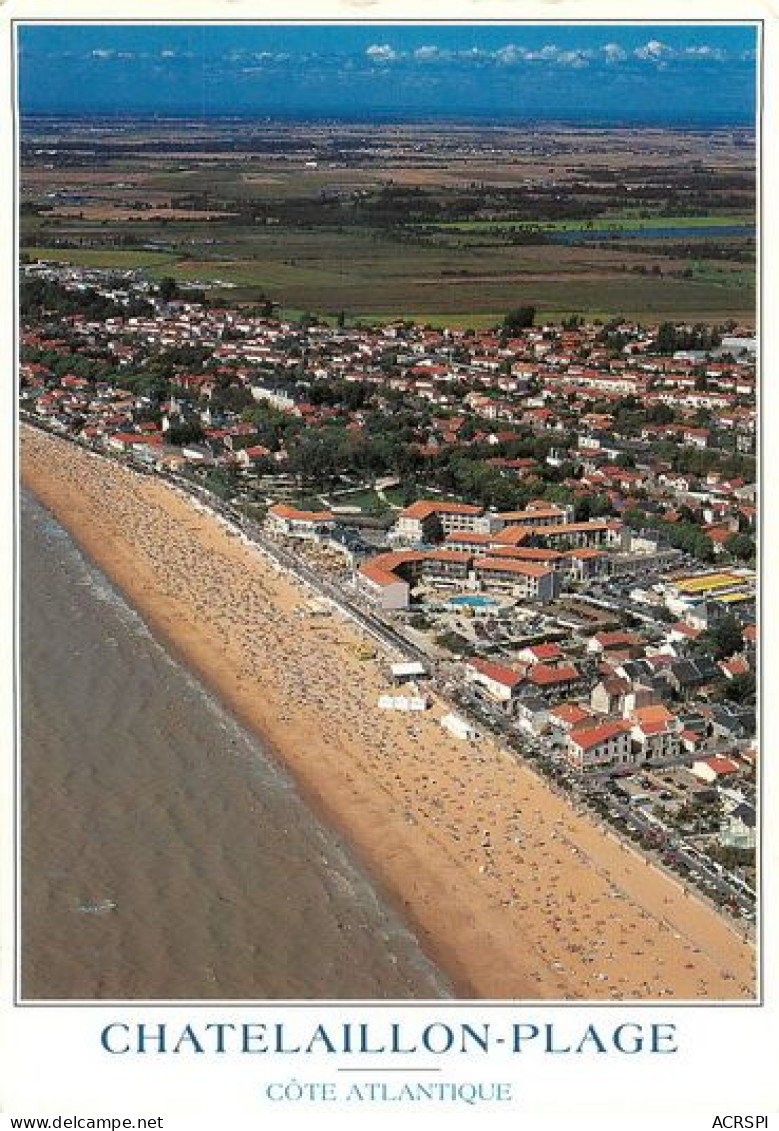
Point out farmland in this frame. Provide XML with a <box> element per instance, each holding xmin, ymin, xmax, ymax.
<box><xmin>20</xmin><ymin>116</ymin><xmax>756</xmax><ymax>326</ymax></box>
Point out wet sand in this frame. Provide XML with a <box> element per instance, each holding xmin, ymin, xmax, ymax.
<box><xmin>20</xmin><ymin>427</ymin><xmax>756</xmax><ymax>1000</ymax></box>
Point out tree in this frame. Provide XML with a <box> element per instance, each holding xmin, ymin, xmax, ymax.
<box><xmin>647</xmin><ymin>402</ymin><xmax>675</xmax><ymax>425</ymax></box>
<box><xmin>166</xmin><ymin>418</ymin><xmax>204</xmax><ymax>446</ymax></box>
<box><xmin>725</xmin><ymin>533</ymin><xmax>756</xmax><ymax>562</ymax></box>
<box><xmin>158</xmin><ymin>276</ymin><xmax>179</xmax><ymax>303</ymax></box>
<box><xmin>723</xmin><ymin>670</ymin><xmax>756</xmax><ymax>704</ymax></box>
<box><xmin>702</xmin><ymin>615</ymin><xmax>744</xmax><ymax>661</ymax></box>
<box><xmin>503</xmin><ymin>306</ymin><xmax>536</xmax><ymax>332</ymax></box>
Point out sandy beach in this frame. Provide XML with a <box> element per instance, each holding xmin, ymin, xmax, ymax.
<box><xmin>20</xmin><ymin>427</ymin><xmax>756</xmax><ymax>1000</ymax></box>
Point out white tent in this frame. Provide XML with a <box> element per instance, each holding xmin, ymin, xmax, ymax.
<box><xmin>391</xmin><ymin>661</ymin><xmax>427</xmax><ymax>681</ymax></box>
<box><xmin>441</xmin><ymin>713</ymin><xmax>477</xmax><ymax>741</ymax></box>
<box><xmin>378</xmin><ymin>695</ymin><xmax>429</xmax><ymax>712</ymax></box>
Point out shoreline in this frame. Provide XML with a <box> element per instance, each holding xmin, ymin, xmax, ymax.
<box><xmin>20</xmin><ymin>427</ymin><xmax>756</xmax><ymax>1001</ymax></box>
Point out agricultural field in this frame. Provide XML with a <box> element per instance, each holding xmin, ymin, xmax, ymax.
<box><xmin>20</xmin><ymin>117</ymin><xmax>756</xmax><ymax>326</ymax></box>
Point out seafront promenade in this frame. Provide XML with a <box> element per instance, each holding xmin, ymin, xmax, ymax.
<box><xmin>20</xmin><ymin>425</ymin><xmax>756</xmax><ymax>1000</ymax></box>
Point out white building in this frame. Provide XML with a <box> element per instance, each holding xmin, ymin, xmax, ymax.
<box><xmin>441</xmin><ymin>714</ymin><xmax>477</xmax><ymax>741</ymax></box>
<box><xmin>473</xmin><ymin>558</ymin><xmax>560</xmax><ymax>602</ymax></box>
<box><xmin>266</xmin><ymin>503</ymin><xmax>336</xmax><ymax>539</ymax></box>
<box><xmin>465</xmin><ymin>657</ymin><xmax>524</xmax><ymax>710</ymax></box>
<box><xmin>567</xmin><ymin>718</ymin><xmax>633</xmax><ymax>771</ymax></box>
<box><xmin>393</xmin><ymin>500</ymin><xmax>498</xmax><ymax>544</ymax></box>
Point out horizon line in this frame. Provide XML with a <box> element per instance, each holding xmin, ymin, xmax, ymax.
<box><xmin>18</xmin><ymin>110</ymin><xmax>756</xmax><ymax>128</ymax></box>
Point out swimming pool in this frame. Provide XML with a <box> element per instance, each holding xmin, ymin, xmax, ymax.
<box><xmin>449</xmin><ymin>594</ymin><xmax>497</xmax><ymax>608</ymax></box>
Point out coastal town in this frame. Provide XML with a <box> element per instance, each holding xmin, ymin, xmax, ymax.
<box><xmin>20</xmin><ymin>259</ymin><xmax>758</xmax><ymax>938</ymax></box>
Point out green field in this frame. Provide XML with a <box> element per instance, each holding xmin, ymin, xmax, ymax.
<box><xmin>328</xmin><ymin>487</ymin><xmax>390</xmax><ymax>513</ymax></box>
<box><xmin>430</xmin><ymin>213</ymin><xmax>754</xmax><ymax>234</ymax></box>
<box><xmin>24</xmin><ymin>197</ymin><xmax>756</xmax><ymax>329</ymax></box>
<box><xmin>21</xmin><ymin>117</ymin><xmax>756</xmax><ymax>328</ymax></box>
<box><xmin>24</xmin><ymin>231</ymin><xmax>755</xmax><ymax>326</ymax></box>
<box><xmin>22</xmin><ymin>247</ymin><xmax>179</xmax><ymax>270</ymax></box>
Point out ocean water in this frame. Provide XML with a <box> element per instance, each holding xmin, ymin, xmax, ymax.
<box><xmin>20</xmin><ymin>489</ymin><xmax>450</xmax><ymax>1001</ymax></box>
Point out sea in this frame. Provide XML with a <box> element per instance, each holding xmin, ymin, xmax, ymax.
<box><xmin>20</xmin><ymin>488</ymin><xmax>451</xmax><ymax>1001</ymax></box>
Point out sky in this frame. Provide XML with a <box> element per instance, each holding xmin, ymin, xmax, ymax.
<box><xmin>17</xmin><ymin>24</ymin><xmax>758</xmax><ymax>125</ymax></box>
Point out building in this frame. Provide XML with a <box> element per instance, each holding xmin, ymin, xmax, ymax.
<box><xmin>549</xmin><ymin>702</ymin><xmax>593</xmax><ymax>732</ymax></box>
<box><xmin>422</xmin><ymin>549</ymin><xmax>473</xmax><ymax>585</ymax></box>
<box><xmin>465</xmin><ymin>657</ymin><xmax>524</xmax><ymax>710</ymax></box>
<box><xmin>356</xmin><ymin>548</ymin><xmax>472</xmax><ymax>609</ymax></box>
<box><xmin>536</xmin><ymin>519</ymin><xmax>624</xmax><ymax>550</ymax></box>
<box><xmin>567</xmin><ymin>547</ymin><xmax>608</xmax><ymax>580</ymax></box>
<box><xmin>472</xmin><ymin>558</ymin><xmax>561</xmax><ymax>602</ymax></box>
<box><xmin>587</xmin><ymin>631</ymin><xmax>642</xmax><ymax>656</ymax></box>
<box><xmin>719</xmin><ymin>802</ymin><xmax>756</xmax><ymax>850</ymax></box>
<box><xmin>390</xmin><ymin>661</ymin><xmax>427</xmax><ymax>684</ymax></box>
<box><xmin>514</xmin><ymin>695</ymin><xmax>550</xmax><ymax>735</ymax></box>
<box><xmin>497</xmin><ymin>503</ymin><xmax>572</xmax><ymax>528</ymax></box>
<box><xmin>356</xmin><ymin>552</ymin><xmax>419</xmax><ymax>610</ymax></box>
<box><xmin>590</xmin><ymin>677</ymin><xmax>631</xmax><ymax>716</ymax></box>
<box><xmin>517</xmin><ymin>643</ymin><xmax>564</xmax><ymax>666</ymax></box>
<box><xmin>692</xmin><ymin>757</ymin><xmax>741</xmax><ymax>783</ymax></box>
<box><xmin>441</xmin><ymin>713</ymin><xmax>477</xmax><ymax>741</ymax></box>
<box><xmin>629</xmin><ymin>705</ymin><xmax>680</xmax><ymax>765</ymax></box>
<box><xmin>567</xmin><ymin>718</ymin><xmax>633</xmax><ymax>771</ymax></box>
<box><xmin>527</xmin><ymin>663</ymin><xmax>582</xmax><ymax>697</ymax></box>
<box><xmin>267</xmin><ymin>503</ymin><xmax>336</xmax><ymax>539</ymax></box>
<box><xmin>393</xmin><ymin>500</ymin><xmax>496</xmax><ymax>544</ymax></box>
<box><xmin>442</xmin><ymin>531</ymin><xmax>496</xmax><ymax>554</ymax></box>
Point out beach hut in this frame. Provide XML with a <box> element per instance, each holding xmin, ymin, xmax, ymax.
<box><xmin>441</xmin><ymin>714</ymin><xmax>477</xmax><ymax>741</ymax></box>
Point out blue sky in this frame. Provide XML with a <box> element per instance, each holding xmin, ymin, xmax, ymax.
<box><xmin>18</xmin><ymin>24</ymin><xmax>758</xmax><ymax>124</ymax></box>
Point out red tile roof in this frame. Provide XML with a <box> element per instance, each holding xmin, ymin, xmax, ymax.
<box><xmin>569</xmin><ymin>547</ymin><xmax>604</xmax><ymax>560</ymax></box>
<box><xmin>467</xmin><ymin>657</ymin><xmax>524</xmax><ymax>689</ymax></box>
<box><xmin>671</xmin><ymin>621</ymin><xmax>702</xmax><ymax>638</ymax></box>
<box><xmin>359</xmin><ymin>562</ymin><xmax>409</xmax><ymax>588</ymax></box>
<box><xmin>698</xmin><ymin>757</ymin><xmax>740</xmax><ymax>775</ymax></box>
<box><xmin>444</xmin><ymin>532</ymin><xmax>493</xmax><ymax>546</ymax></box>
<box><xmin>498</xmin><ymin>506</ymin><xmax>566</xmax><ymax>521</ymax></box>
<box><xmin>569</xmin><ymin>719</ymin><xmax>631</xmax><ymax>750</ymax></box>
<box><xmin>550</xmin><ymin>702</ymin><xmax>591</xmax><ymax>726</ymax></box>
<box><xmin>269</xmin><ymin>504</ymin><xmax>334</xmax><ymax>522</ymax></box>
<box><xmin>594</xmin><ymin>631</ymin><xmax>641</xmax><ymax>649</ymax></box>
<box><xmin>492</xmin><ymin>527</ymin><xmax>531</xmax><ymax>546</ymax></box>
<box><xmin>474</xmin><ymin>557</ymin><xmax>553</xmax><ymax>579</ymax></box>
<box><xmin>425</xmin><ymin>549</ymin><xmax>473</xmax><ymax>564</ymax></box>
<box><xmin>528</xmin><ymin>663</ymin><xmax>580</xmax><ymax>686</ymax></box>
<box><xmin>488</xmin><ymin>546</ymin><xmax>563</xmax><ymax>562</ymax></box>
<box><xmin>680</xmin><ymin>729</ymin><xmax>704</xmax><ymax>745</ymax></box>
<box><xmin>402</xmin><ymin>500</ymin><xmax>483</xmax><ymax>520</ymax></box>
<box><xmin>524</xmin><ymin>643</ymin><xmax>563</xmax><ymax>661</ymax></box>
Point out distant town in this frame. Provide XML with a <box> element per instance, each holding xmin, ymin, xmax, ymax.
<box><xmin>20</xmin><ymin>259</ymin><xmax>757</xmax><ymax>927</ymax></box>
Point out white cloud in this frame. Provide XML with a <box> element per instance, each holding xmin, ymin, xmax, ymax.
<box><xmin>91</xmin><ymin>49</ymin><xmax>116</xmax><ymax>61</ymax></box>
<box><xmin>494</xmin><ymin>44</ymin><xmax>529</xmax><ymax>65</ymax></box>
<box><xmin>634</xmin><ymin>39</ymin><xmax>674</xmax><ymax>61</ymax></box>
<box><xmin>365</xmin><ymin>44</ymin><xmax>398</xmax><ymax>62</ymax></box>
<box><xmin>601</xmin><ymin>43</ymin><xmax>627</xmax><ymax>62</ymax></box>
<box><xmin>413</xmin><ymin>45</ymin><xmax>443</xmax><ymax>61</ymax></box>
<box><xmin>492</xmin><ymin>43</ymin><xmax>592</xmax><ymax>67</ymax></box>
<box><xmin>682</xmin><ymin>45</ymin><xmax>726</xmax><ymax>61</ymax></box>
<box><xmin>556</xmin><ymin>49</ymin><xmax>591</xmax><ymax>68</ymax></box>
